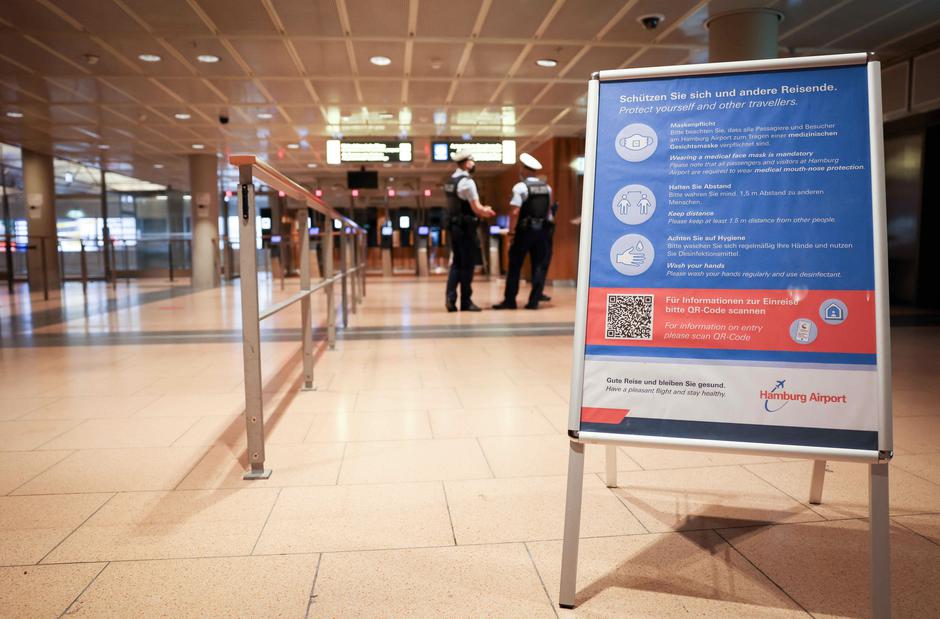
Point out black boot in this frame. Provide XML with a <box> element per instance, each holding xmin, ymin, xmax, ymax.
<box><xmin>492</xmin><ymin>301</ymin><xmax>517</xmax><ymax>310</ymax></box>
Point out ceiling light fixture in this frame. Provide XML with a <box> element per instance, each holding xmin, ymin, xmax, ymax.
<box><xmin>197</xmin><ymin>54</ymin><xmax>220</xmax><ymax>63</ymax></box>
<box><xmin>306</xmin><ymin>163</ymin><xmax>318</xmax><ymax>168</ymax></box>
<box><xmin>138</xmin><ymin>53</ymin><xmax>162</xmax><ymax>62</ymax></box>
<box><xmin>153</xmin><ymin>163</ymin><xmax>164</xmax><ymax>169</ymax></box>
<box><xmin>378</xmin><ymin>112</ymin><xmax>395</xmax><ymax>120</ymax></box>
<box><xmin>98</xmin><ymin>144</ymin><xmax>110</xmax><ymax>150</ymax></box>
<box><xmin>5</xmin><ymin>111</ymin><xmax>23</xmax><ymax>118</ymax></box>
<box><xmin>192</xmin><ymin>143</ymin><xmax>205</xmax><ymax>150</ymax></box>
<box><xmin>257</xmin><ymin>112</ymin><xmax>273</xmax><ymax>119</ymax></box>
<box><xmin>174</xmin><ymin>112</ymin><xmax>191</xmax><ymax>120</ymax></box>
<box><xmin>535</xmin><ymin>58</ymin><xmax>558</xmax><ymax>68</ymax></box>
<box><xmin>370</xmin><ymin>55</ymin><xmax>392</xmax><ymax>66</ymax></box>
<box><xmin>287</xmin><ymin>143</ymin><xmax>300</xmax><ymax>149</ymax></box>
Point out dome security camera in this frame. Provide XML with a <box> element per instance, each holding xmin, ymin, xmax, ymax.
<box><xmin>638</xmin><ymin>14</ymin><xmax>665</xmax><ymax>30</ymax></box>
<box><xmin>219</xmin><ymin>112</ymin><xmax>230</xmax><ymax>125</ymax></box>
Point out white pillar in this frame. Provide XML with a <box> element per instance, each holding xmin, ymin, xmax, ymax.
<box><xmin>188</xmin><ymin>154</ymin><xmax>220</xmax><ymax>290</ymax></box>
<box><xmin>706</xmin><ymin>9</ymin><xmax>781</xmax><ymax>63</ymax></box>
<box><xmin>22</xmin><ymin>149</ymin><xmax>59</xmax><ymax>290</ymax></box>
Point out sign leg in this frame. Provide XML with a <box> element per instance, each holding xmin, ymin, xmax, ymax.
<box><xmin>559</xmin><ymin>440</ymin><xmax>586</xmax><ymax>609</ymax></box>
<box><xmin>605</xmin><ymin>444</ymin><xmax>618</xmax><ymax>488</ymax></box>
<box><xmin>870</xmin><ymin>463</ymin><xmax>891</xmax><ymax>619</ymax></box>
<box><xmin>809</xmin><ymin>459</ymin><xmax>827</xmax><ymax>505</ymax></box>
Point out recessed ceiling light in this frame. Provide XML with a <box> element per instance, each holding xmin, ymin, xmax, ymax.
<box><xmin>535</xmin><ymin>58</ymin><xmax>558</xmax><ymax>68</ymax></box>
<box><xmin>378</xmin><ymin>112</ymin><xmax>395</xmax><ymax>120</ymax></box>
<box><xmin>287</xmin><ymin>143</ymin><xmax>300</xmax><ymax>149</ymax></box>
<box><xmin>192</xmin><ymin>143</ymin><xmax>205</xmax><ymax>150</ymax></box>
<box><xmin>174</xmin><ymin>112</ymin><xmax>191</xmax><ymax>120</ymax></box>
<box><xmin>98</xmin><ymin>144</ymin><xmax>110</xmax><ymax>150</ymax></box>
<box><xmin>257</xmin><ymin>112</ymin><xmax>273</xmax><ymax>119</ymax></box>
<box><xmin>5</xmin><ymin>111</ymin><xmax>23</xmax><ymax>118</ymax></box>
<box><xmin>306</xmin><ymin>163</ymin><xmax>318</xmax><ymax>168</ymax></box>
<box><xmin>197</xmin><ymin>54</ymin><xmax>220</xmax><ymax>64</ymax></box>
<box><xmin>138</xmin><ymin>53</ymin><xmax>162</xmax><ymax>62</ymax></box>
<box><xmin>370</xmin><ymin>55</ymin><xmax>392</xmax><ymax>67</ymax></box>
<box><xmin>153</xmin><ymin>163</ymin><xmax>164</xmax><ymax>169</ymax></box>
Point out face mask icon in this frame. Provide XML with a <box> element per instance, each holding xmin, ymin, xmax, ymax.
<box><xmin>620</xmin><ymin>134</ymin><xmax>654</xmax><ymax>151</ymax></box>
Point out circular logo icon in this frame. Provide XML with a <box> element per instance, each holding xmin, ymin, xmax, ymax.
<box><xmin>610</xmin><ymin>233</ymin><xmax>654</xmax><ymax>276</ymax></box>
<box><xmin>612</xmin><ymin>185</ymin><xmax>656</xmax><ymax>225</ymax></box>
<box><xmin>615</xmin><ymin>123</ymin><xmax>658</xmax><ymax>162</ymax></box>
<box><xmin>789</xmin><ymin>318</ymin><xmax>818</xmax><ymax>345</ymax></box>
<box><xmin>819</xmin><ymin>299</ymin><xmax>848</xmax><ymax>325</ymax></box>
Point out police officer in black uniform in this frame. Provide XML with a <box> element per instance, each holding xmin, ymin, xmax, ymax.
<box><xmin>444</xmin><ymin>150</ymin><xmax>495</xmax><ymax>312</ymax></box>
<box><xmin>493</xmin><ymin>153</ymin><xmax>552</xmax><ymax>310</ymax></box>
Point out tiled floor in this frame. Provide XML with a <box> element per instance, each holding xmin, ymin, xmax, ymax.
<box><xmin>1</xmin><ymin>276</ymin><xmax>939</xmax><ymax>617</ymax></box>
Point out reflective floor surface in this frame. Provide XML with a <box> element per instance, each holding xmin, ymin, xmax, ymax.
<box><xmin>0</xmin><ymin>276</ymin><xmax>938</xmax><ymax>617</ymax></box>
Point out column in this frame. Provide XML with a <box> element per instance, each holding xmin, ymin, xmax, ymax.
<box><xmin>22</xmin><ymin>149</ymin><xmax>59</xmax><ymax>290</ymax></box>
<box><xmin>706</xmin><ymin>8</ymin><xmax>782</xmax><ymax>62</ymax></box>
<box><xmin>188</xmin><ymin>154</ymin><xmax>220</xmax><ymax>290</ymax></box>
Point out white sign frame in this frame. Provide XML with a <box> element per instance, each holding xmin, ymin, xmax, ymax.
<box><xmin>560</xmin><ymin>53</ymin><xmax>893</xmax><ymax>618</ymax></box>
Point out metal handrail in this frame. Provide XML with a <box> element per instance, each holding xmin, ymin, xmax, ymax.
<box><xmin>230</xmin><ymin>155</ymin><xmax>367</xmax><ymax>480</ymax></box>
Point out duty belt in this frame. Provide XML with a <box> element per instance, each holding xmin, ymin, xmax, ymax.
<box><xmin>518</xmin><ymin>216</ymin><xmax>546</xmax><ymax>228</ymax></box>
<box><xmin>451</xmin><ymin>214</ymin><xmax>480</xmax><ymax>227</ymax></box>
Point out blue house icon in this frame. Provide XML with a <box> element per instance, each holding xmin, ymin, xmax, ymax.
<box><xmin>825</xmin><ymin>303</ymin><xmax>844</xmax><ymax>321</ymax></box>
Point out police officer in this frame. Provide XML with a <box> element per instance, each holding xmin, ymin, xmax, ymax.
<box><xmin>444</xmin><ymin>150</ymin><xmax>495</xmax><ymax>312</ymax></box>
<box><xmin>493</xmin><ymin>152</ymin><xmax>551</xmax><ymax>310</ymax></box>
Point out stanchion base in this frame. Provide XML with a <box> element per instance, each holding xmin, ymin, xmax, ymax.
<box><xmin>560</xmin><ymin>604</ymin><xmax>575</xmax><ymax>609</ymax></box>
<box><xmin>301</xmin><ymin>384</ymin><xmax>318</xmax><ymax>392</ymax></box>
<box><xmin>243</xmin><ymin>469</ymin><xmax>272</xmax><ymax>480</ymax></box>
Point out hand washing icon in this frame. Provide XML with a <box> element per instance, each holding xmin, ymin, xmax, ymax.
<box><xmin>615</xmin><ymin>123</ymin><xmax>657</xmax><ymax>162</ymax></box>
<box><xmin>616</xmin><ymin>241</ymin><xmax>646</xmax><ymax>267</ymax></box>
<box><xmin>610</xmin><ymin>233</ymin><xmax>654</xmax><ymax>276</ymax></box>
<box><xmin>620</xmin><ymin>134</ymin><xmax>654</xmax><ymax>151</ymax></box>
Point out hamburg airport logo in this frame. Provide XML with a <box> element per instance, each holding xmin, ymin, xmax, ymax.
<box><xmin>761</xmin><ymin>379</ymin><xmax>849</xmax><ymax>413</ymax></box>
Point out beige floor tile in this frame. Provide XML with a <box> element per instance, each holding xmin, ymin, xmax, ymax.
<box><xmin>23</xmin><ymin>395</ymin><xmax>160</xmax><ymax>420</ymax></box>
<box><xmin>894</xmin><ymin>513</ymin><xmax>940</xmax><ymax>545</ymax></box>
<box><xmin>0</xmin><ymin>493</ymin><xmax>112</xmax><ymax>565</ymax></box>
<box><xmin>44</xmin><ymin>488</ymin><xmax>279</xmax><ymax>562</ymax></box>
<box><xmin>171</xmin><ymin>415</ymin><xmax>242</xmax><ymax>446</ymax></box>
<box><xmin>279</xmin><ymin>389</ymin><xmax>358</xmax><ymax>414</ymax></box>
<box><xmin>40</xmin><ymin>416</ymin><xmax>199</xmax><ymax>449</ymax></box>
<box><xmin>478</xmin><ymin>435</ymin><xmax>641</xmax><ymax>478</ymax></box>
<box><xmin>263</xmin><ymin>411</ymin><xmax>317</xmax><ymax>444</ymax></box>
<box><xmin>745</xmin><ymin>459</ymin><xmax>940</xmax><ymax>519</ymax></box>
<box><xmin>527</xmin><ymin>531</ymin><xmax>807</xmax><ymax>616</ymax></box>
<box><xmin>310</xmin><ymin>544</ymin><xmax>555</xmax><ymax>618</ymax></box>
<box><xmin>0</xmin><ymin>397</ymin><xmax>58</xmax><ymax>420</ymax></box>
<box><xmin>445</xmin><ymin>475</ymin><xmax>646</xmax><ymax>544</ymax></box>
<box><xmin>0</xmin><ymin>419</ymin><xmax>83</xmax><ymax>451</ymax></box>
<box><xmin>892</xmin><ymin>389</ymin><xmax>940</xmax><ymax>417</ymax></box>
<box><xmin>134</xmin><ymin>393</ymin><xmax>247</xmax><ymax>417</ymax></box>
<box><xmin>611</xmin><ymin>466</ymin><xmax>820</xmax><ymax>532</ymax></box>
<box><xmin>305</xmin><ymin>411</ymin><xmax>432</xmax><ymax>442</ymax></box>
<box><xmin>15</xmin><ymin>447</ymin><xmax>209</xmax><ymax>494</ymax></box>
<box><xmin>177</xmin><ymin>443</ymin><xmax>345</xmax><ymax>489</ymax></box>
<box><xmin>0</xmin><ymin>563</ymin><xmax>106</xmax><ymax>617</ymax></box>
<box><xmin>893</xmin><ymin>416</ymin><xmax>940</xmax><ymax>454</ymax></box>
<box><xmin>892</xmin><ymin>452</ymin><xmax>940</xmax><ymax>485</ymax></box>
<box><xmin>454</xmin><ymin>383</ymin><xmax>568</xmax><ymax>408</ymax></box>
<box><xmin>254</xmin><ymin>482</ymin><xmax>453</xmax><ymax>554</ymax></box>
<box><xmin>0</xmin><ymin>450</ymin><xmax>71</xmax><ymax>495</ymax></box>
<box><xmin>338</xmin><ymin>438</ymin><xmax>492</xmax><ymax>484</ymax></box>
<box><xmin>354</xmin><ymin>387</ymin><xmax>460</xmax><ymax>412</ymax></box>
<box><xmin>65</xmin><ymin>554</ymin><xmax>319</xmax><ymax>617</ymax></box>
<box><xmin>621</xmin><ymin>445</ymin><xmax>783</xmax><ymax>470</ymax></box>
<box><xmin>428</xmin><ymin>406</ymin><xmax>558</xmax><ymax>438</ymax></box>
<box><xmin>719</xmin><ymin>519</ymin><xmax>940</xmax><ymax>618</ymax></box>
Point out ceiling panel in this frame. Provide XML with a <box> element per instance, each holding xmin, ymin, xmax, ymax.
<box><xmin>192</xmin><ymin>0</ymin><xmax>278</xmax><ymax>34</ymax></box>
<box><xmin>260</xmin><ymin>79</ymin><xmax>313</xmax><ymax>104</ymax></box>
<box><xmin>407</xmin><ymin>80</ymin><xmax>451</xmax><ymax>103</ymax></box>
<box><xmin>2</xmin><ymin>0</ymin><xmax>75</xmax><ymax>30</ymax></box>
<box><xmin>0</xmin><ymin>34</ymin><xmax>92</xmax><ymax>76</ymax></box>
<box><xmin>515</xmin><ymin>44</ymin><xmax>584</xmax><ymax>78</ymax></box>
<box><xmin>360</xmin><ymin>81</ymin><xmax>402</xmax><ymax>105</ymax></box>
<box><xmin>271</xmin><ymin>0</ymin><xmax>344</xmax><ymax>36</ymax></box>
<box><xmin>312</xmin><ymin>80</ymin><xmax>358</xmax><ymax>105</ymax></box>
<box><xmin>0</xmin><ymin>75</ymin><xmax>46</xmax><ymax>101</ymax></box>
<box><xmin>497</xmin><ymin>81</ymin><xmax>547</xmax><ymax>105</ymax></box>
<box><xmin>291</xmin><ymin>40</ymin><xmax>352</xmax><ymax>75</ymax></box>
<box><xmin>479</xmin><ymin>0</ymin><xmax>557</xmax><ymax>39</ymax></box>
<box><xmin>519</xmin><ymin>107</ymin><xmax>566</xmax><ymax>124</ymax></box>
<box><xmin>345</xmin><ymin>0</ymin><xmax>409</xmax><ymax>36</ymax></box>
<box><xmin>630</xmin><ymin>47</ymin><xmax>692</xmax><ymax>68</ymax></box>
<box><xmin>157</xmin><ymin>77</ymin><xmax>227</xmax><ymax>104</ymax></box>
<box><xmin>564</xmin><ymin>46</ymin><xmax>638</xmax><ymax>78</ymax></box>
<box><xmin>44</xmin><ymin>78</ymin><xmax>100</xmax><ymax>103</ymax></box>
<box><xmin>607</xmin><ymin>0</ymin><xmax>703</xmax><ymax>44</ymax></box>
<box><xmin>48</xmin><ymin>0</ymin><xmax>148</xmax><ymax>34</ymax></box>
<box><xmin>538</xmin><ymin>82</ymin><xmax>587</xmax><ymax>106</ymax></box>
<box><xmin>823</xmin><ymin>2</ymin><xmax>940</xmax><ymax>53</ymax></box>
<box><xmin>29</xmin><ymin>34</ymin><xmax>136</xmax><ymax>76</ymax></box>
<box><xmin>206</xmin><ymin>78</ymin><xmax>269</xmax><ymax>104</ymax></box>
<box><xmin>119</xmin><ymin>0</ymin><xmax>212</xmax><ymax>36</ymax></box>
<box><xmin>230</xmin><ymin>39</ymin><xmax>300</xmax><ymax>76</ymax></box>
<box><xmin>416</xmin><ymin>0</ymin><xmax>484</xmax><ymax>37</ymax></box>
<box><xmin>410</xmin><ymin>42</ymin><xmax>465</xmax><ymax>77</ymax></box>
<box><xmin>101</xmin><ymin>37</ymin><xmax>195</xmax><ymax>77</ymax></box>
<box><xmin>163</xmin><ymin>38</ymin><xmax>245</xmax><ymax>77</ymax></box>
<box><xmin>354</xmin><ymin>41</ymin><xmax>407</xmax><ymax>77</ymax></box>
<box><xmin>542</xmin><ymin>0</ymin><xmax>628</xmax><ymax>40</ymax></box>
<box><xmin>451</xmin><ymin>80</ymin><xmax>502</xmax><ymax>105</ymax></box>
<box><xmin>463</xmin><ymin>44</ymin><xmax>526</xmax><ymax>78</ymax></box>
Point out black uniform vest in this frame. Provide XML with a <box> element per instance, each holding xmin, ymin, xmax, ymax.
<box><xmin>519</xmin><ymin>179</ymin><xmax>551</xmax><ymax>220</ymax></box>
<box><xmin>444</xmin><ymin>172</ymin><xmax>474</xmax><ymax>219</ymax></box>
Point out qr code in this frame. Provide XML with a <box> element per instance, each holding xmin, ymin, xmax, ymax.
<box><xmin>605</xmin><ymin>294</ymin><xmax>653</xmax><ymax>340</ymax></box>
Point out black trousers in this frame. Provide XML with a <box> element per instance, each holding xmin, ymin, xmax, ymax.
<box><xmin>503</xmin><ymin>226</ymin><xmax>549</xmax><ymax>306</ymax></box>
<box><xmin>542</xmin><ymin>221</ymin><xmax>555</xmax><ymax>274</ymax></box>
<box><xmin>445</xmin><ymin>223</ymin><xmax>479</xmax><ymax>307</ymax></box>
